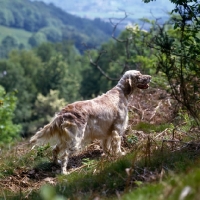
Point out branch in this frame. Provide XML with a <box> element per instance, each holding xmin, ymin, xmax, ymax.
<box><xmin>109</xmin><ymin>11</ymin><xmax>128</xmax><ymax>42</ymax></box>
<box><xmin>130</xmin><ymin>104</ymin><xmax>148</xmax><ymax>120</ymax></box>
<box><xmin>109</xmin><ymin>12</ymin><xmax>133</xmax><ymax>72</ymax></box>
<box><xmin>86</xmin><ymin>49</ymin><xmax>119</xmax><ymax>81</ymax></box>
<box><xmin>150</xmin><ymin>101</ymin><xmax>162</xmax><ymax>120</ymax></box>
<box><xmin>84</xmin><ymin>12</ymin><xmax>134</xmax><ymax>80</ymax></box>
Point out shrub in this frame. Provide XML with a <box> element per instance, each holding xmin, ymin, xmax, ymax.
<box><xmin>0</xmin><ymin>85</ymin><xmax>21</xmax><ymax>145</ymax></box>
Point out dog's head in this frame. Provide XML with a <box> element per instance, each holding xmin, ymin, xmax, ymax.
<box><xmin>118</xmin><ymin>70</ymin><xmax>151</xmax><ymax>96</ymax></box>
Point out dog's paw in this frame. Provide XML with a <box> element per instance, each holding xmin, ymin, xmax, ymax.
<box><xmin>120</xmin><ymin>151</ymin><xmax>126</xmax><ymax>156</ymax></box>
<box><xmin>61</xmin><ymin>170</ymin><xmax>69</xmax><ymax>175</ymax></box>
<box><xmin>116</xmin><ymin>151</ymin><xmax>126</xmax><ymax>157</ymax></box>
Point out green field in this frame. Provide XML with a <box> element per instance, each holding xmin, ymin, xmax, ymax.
<box><xmin>0</xmin><ymin>25</ymin><xmax>33</xmax><ymax>49</ymax></box>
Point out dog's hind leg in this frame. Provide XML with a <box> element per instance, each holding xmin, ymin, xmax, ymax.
<box><xmin>52</xmin><ymin>144</ymin><xmax>61</xmax><ymax>165</ymax></box>
<box><xmin>52</xmin><ymin>142</ymin><xmax>67</xmax><ymax>165</ymax></box>
<box><xmin>111</xmin><ymin>131</ymin><xmax>125</xmax><ymax>156</ymax></box>
<box><xmin>60</xmin><ymin>150</ymin><xmax>70</xmax><ymax>175</ymax></box>
<box><xmin>59</xmin><ymin>138</ymin><xmax>82</xmax><ymax>174</ymax></box>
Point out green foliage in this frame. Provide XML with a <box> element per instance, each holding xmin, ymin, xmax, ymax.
<box><xmin>35</xmin><ymin>42</ymin><xmax>81</xmax><ymax>102</ymax></box>
<box><xmin>36</xmin><ymin>144</ymin><xmax>51</xmax><ymax>157</ymax></box>
<box><xmin>127</xmin><ymin>134</ymin><xmax>138</xmax><ymax>144</ymax></box>
<box><xmin>40</xmin><ymin>185</ymin><xmax>65</xmax><ymax>200</ymax></box>
<box><xmin>0</xmin><ymin>41</ymin><xmax>81</xmax><ymax>135</ymax></box>
<box><xmin>40</xmin><ymin>26</ymin><xmax>62</xmax><ymax>43</ymax></box>
<box><xmin>80</xmin><ymin>50</ymin><xmax>106</xmax><ymax>98</ymax></box>
<box><xmin>147</xmin><ymin>1</ymin><xmax>200</xmax><ymax>124</ymax></box>
<box><xmin>82</xmin><ymin>158</ymin><xmax>97</xmax><ymax>169</ymax></box>
<box><xmin>55</xmin><ymin>154</ymin><xmax>134</xmax><ymax>198</ymax></box>
<box><xmin>3</xmin><ymin>141</ymin><xmax>200</xmax><ymax>199</ymax></box>
<box><xmin>3</xmin><ymin>50</ymin><xmax>41</xmax><ymax>130</ymax></box>
<box><xmin>0</xmin><ymin>0</ymin><xmax>115</xmax><ymax>55</ymax></box>
<box><xmin>80</xmin><ymin>22</ymin><xmax>159</xmax><ymax>99</ymax></box>
<box><xmin>133</xmin><ymin>122</ymin><xmax>173</xmax><ymax>133</ymax></box>
<box><xmin>122</xmin><ymin>167</ymin><xmax>200</xmax><ymax>200</ymax></box>
<box><xmin>28</xmin><ymin>32</ymin><xmax>47</xmax><ymax>47</ymax></box>
<box><xmin>36</xmin><ymin>54</ymin><xmax>68</xmax><ymax>95</ymax></box>
<box><xmin>0</xmin><ymin>85</ymin><xmax>21</xmax><ymax>145</ymax></box>
<box><xmin>0</xmin><ymin>35</ymin><xmax>22</xmax><ymax>57</ymax></box>
<box><xmin>0</xmin><ymin>25</ymin><xmax>31</xmax><ymax>54</ymax></box>
<box><xmin>176</xmin><ymin>110</ymin><xmax>195</xmax><ymax>132</ymax></box>
<box><xmin>31</xmin><ymin>90</ymin><xmax>67</xmax><ymax>132</ymax></box>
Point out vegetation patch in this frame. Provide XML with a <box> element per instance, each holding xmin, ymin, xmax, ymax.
<box><xmin>1</xmin><ymin>128</ymin><xmax>200</xmax><ymax>199</ymax></box>
<box><xmin>0</xmin><ymin>0</ymin><xmax>200</xmax><ymax>199</ymax></box>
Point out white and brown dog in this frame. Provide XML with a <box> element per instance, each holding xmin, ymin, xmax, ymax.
<box><xmin>30</xmin><ymin>70</ymin><xmax>151</xmax><ymax>174</ymax></box>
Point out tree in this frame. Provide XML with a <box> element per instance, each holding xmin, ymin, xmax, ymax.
<box><xmin>40</xmin><ymin>26</ymin><xmax>62</xmax><ymax>43</ymax></box>
<box><xmin>36</xmin><ymin>54</ymin><xmax>68</xmax><ymax>95</ymax></box>
<box><xmin>80</xmin><ymin>21</ymin><xmax>157</xmax><ymax>99</ymax></box>
<box><xmin>144</xmin><ymin>0</ymin><xmax>200</xmax><ymax>124</ymax></box>
<box><xmin>29</xmin><ymin>90</ymin><xmax>67</xmax><ymax>133</ymax></box>
<box><xmin>0</xmin><ymin>50</ymin><xmax>42</xmax><ymax>133</ymax></box>
<box><xmin>0</xmin><ymin>85</ymin><xmax>21</xmax><ymax>145</ymax></box>
<box><xmin>0</xmin><ymin>41</ymin><xmax>82</xmax><ymax>136</ymax></box>
<box><xmin>35</xmin><ymin>42</ymin><xmax>81</xmax><ymax>102</ymax></box>
<box><xmin>28</xmin><ymin>32</ymin><xmax>47</xmax><ymax>47</ymax></box>
<box><xmin>1</xmin><ymin>36</ymin><xmax>19</xmax><ymax>57</ymax></box>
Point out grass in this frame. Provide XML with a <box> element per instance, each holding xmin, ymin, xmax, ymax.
<box><xmin>0</xmin><ymin>142</ymin><xmax>51</xmax><ymax>178</ymax></box>
<box><xmin>122</xmin><ymin>166</ymin><xmax>200</xmax><ymax>200</ymax></box>
<box><xmin>1</xmin><ymin>126</ymin><xmax>200</xmax><ymax>200</ymax></box>
<box><xmin>132</xmin><ymin>121</ymin><xmax>173</xmax><ymax>133</ymax></box>
<box><xmin>0</xmin><ymin>25</ymin><xmax>32</xmax><ymax>48</ymax></box>
<box><xmin>20</xmin><ymin>149</ymin><xmax>200</xmax><ymax>199</ymax></box>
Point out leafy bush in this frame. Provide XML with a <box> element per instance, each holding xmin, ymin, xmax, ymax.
<box><xmin>0</xmin><ymin>85</ymin><xmax>21</xmax><ymax>145</ymax></box>
<box><xmin>149</xmin><ymin>3</ymin><xmax>200</xmax><ymax>124</ymax></box>
<box><xmin>30</xmin><ymin>90</ymin><xmax>67</xmax><ymax>133</ymax></box>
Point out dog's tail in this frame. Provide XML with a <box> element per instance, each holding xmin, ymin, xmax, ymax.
<box><xmin>30</xmin><ymin>115</ymin><xmax>62</xmax><ymax>145</ymax></box>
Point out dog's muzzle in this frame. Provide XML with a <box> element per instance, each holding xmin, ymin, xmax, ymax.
<box><xmin>137</xmin><ymin>75</ymin><xmax>151</xmax><ymax>89</ymax></box>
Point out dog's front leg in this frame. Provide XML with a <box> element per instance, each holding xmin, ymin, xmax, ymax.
<box><xmin>60</xmin><ymin>150</ymin><xmax>69</xmax><ymax>175</ymax></box>
<box><xmin>101</xmin><ymin>137</ymin><xmax>112</xmax><ymax>156</ymax></box>
<box><xmin>111</xmin><ymin>131</ymin><xmax>125</xmax><ymax>156</ymax></box>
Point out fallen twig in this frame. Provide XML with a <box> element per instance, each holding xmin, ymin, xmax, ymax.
<box><xmin>154</xmin><ymin>128</ymin><xmax>168</xmax><ymax>139</ymax></box>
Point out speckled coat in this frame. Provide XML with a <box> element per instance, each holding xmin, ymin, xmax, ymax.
<box><xmin>30</xmin><ymin>70</ymin><xmax>151</xmax><ymax>174</ymax></box>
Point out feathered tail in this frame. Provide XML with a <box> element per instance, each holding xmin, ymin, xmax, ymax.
<box><xmin>30</xmin><ymin>115</ymin><xmax>62</xmax><ymax>145</ymax></box>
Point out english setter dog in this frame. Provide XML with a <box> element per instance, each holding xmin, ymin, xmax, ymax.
<box><xmin>30</xmin><ymin>70</ymin><xmax>151</xmax><ymax>174</ymax></box>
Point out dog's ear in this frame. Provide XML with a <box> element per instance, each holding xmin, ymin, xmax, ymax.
<box><xmin>127</xmin><ymin>76</ymin><xmax>132</xmax><ymax>87</ymax></box>
<box><xmin>124</xmin><ymin>77</ymin><xmax>132</xmax><ymax>95</ymax></box>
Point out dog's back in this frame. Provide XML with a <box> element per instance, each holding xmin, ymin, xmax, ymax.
<box><xmin>30</xmin><ymin>70</ymin><xmax>151</xmax><ymax>174</ymax></box>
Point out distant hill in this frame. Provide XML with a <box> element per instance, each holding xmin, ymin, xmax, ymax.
<box><xmin>32</xmin><ymin>0</ymin><xmax>175</xmax><ymax>20</ymax></box>
<box><xmin>0</xmin><ymin>0</ymin><xmax>117</xmax><ymax>56</ymax></box>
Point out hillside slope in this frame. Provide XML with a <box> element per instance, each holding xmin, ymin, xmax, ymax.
<box><xmin>32</xmin><ymin>0</ymin><xmax>174</xmax><ymax>19</ymax></box>
<box><xmin>0</xmin><ymin>0</ymin><xmax>116</xmax><ymax>54</ymax></box>
<box><xmin>1</xmin><ymin>87</ymin><xmax>200</xmax><ymax>199</ymax></box>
